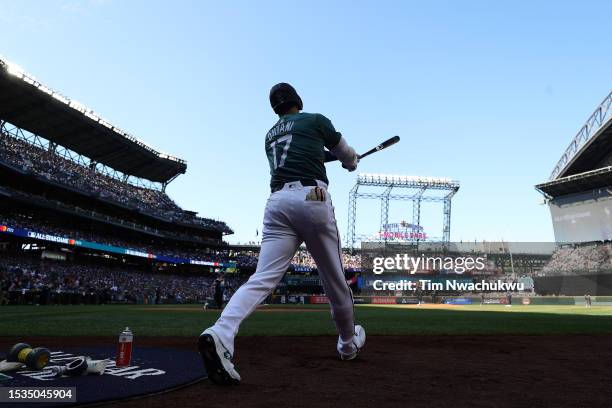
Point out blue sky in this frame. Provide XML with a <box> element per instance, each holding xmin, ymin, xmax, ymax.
<box><xmin>1</xmin><ymin>0</ymin><xmax>610</xmax><ymax>244</ymax></box>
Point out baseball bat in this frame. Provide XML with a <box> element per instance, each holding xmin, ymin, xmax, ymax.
<box><xmin>357</xmin><ymin>135</ymin><xmax>400</xmax><ymax>159</ymax></box>
<box><xmin>325</xmin><ymin>135</ymin><xmax>400</xmax><ymax>162</ymax></box>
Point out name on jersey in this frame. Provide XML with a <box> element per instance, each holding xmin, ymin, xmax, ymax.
<box><xmin>266</xmin><ymin>121</ymin><xmax>294</xmax><ymax>142</ymax></box>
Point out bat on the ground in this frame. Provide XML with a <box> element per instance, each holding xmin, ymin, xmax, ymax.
<box><xmin>325</xmin><ymin>135</ymin><xmax>400</xmax><ymax>163</ymax></box>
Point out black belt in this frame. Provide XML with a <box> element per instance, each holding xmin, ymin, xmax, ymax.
<box><xmin>271</xmin><ymin>179</ymin><xmax>317</xmax><ymax>193</ymax></box>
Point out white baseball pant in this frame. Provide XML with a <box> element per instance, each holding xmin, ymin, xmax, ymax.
<box><xmin>208</xmin><ymin>180</ymin><xmax>355</xmax><ymax>355</ymax></box>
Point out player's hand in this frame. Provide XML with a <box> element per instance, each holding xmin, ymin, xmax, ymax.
<box><xmin>342</xmin><ymin>153</ymin><xmax>359</xmax><ymax>172</ymax></box>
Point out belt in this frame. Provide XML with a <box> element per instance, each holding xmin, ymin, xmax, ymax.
<box><xmin>271</xmin><ymin>179</ymin><xmax>317</xmax><ymax>193</ymax></box>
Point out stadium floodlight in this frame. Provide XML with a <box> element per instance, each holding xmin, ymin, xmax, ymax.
<box><xmin>51</xmin><ymin>92</ymin><xmax>69</xmax><ymax>104</ymax></box>
<box><xmin>38</xmin><ymin>85</ymin><xmax>53</xmax><ymax>95</ymax></box>
<box><xmin>125</xmin><ymin>133</ymin><xmax>138</xmax><ymax>143</ymax></box>
<box><xmin>99</xmin><ymin>119</ymin><xmax>112</xmax><ymax>129</ymax></box>
<box><xmin>5</xmin><ymin>61</ymin><xmax>24</xmax><ymax>78</ymax></box>
<box><xmin>69</xmin><ymin>100</ymin><xmax>86</xmax><ymax>112</ymax></box>
<box><xmin>85</xmin><ymin>111</ymin><xmax>99</xmax><ymax>122</ymax></box>
<box><xmin>23</xmin><ymin>76</ymin><xmax>36</xmax><ymax>85</ymax></box>
<box><xmin>159</xmin><ymin>152</ymin><xmax>181</xmax><ymax>161</ymax></box>
<box><xmin>356</xmin><ymin>173</ymin><xmax>459</xmax><ymax>188</ymax></box>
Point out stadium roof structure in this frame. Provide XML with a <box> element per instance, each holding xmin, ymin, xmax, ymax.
<box><xmin>549</xmin><ymin>91</ymin><xmax>612</xmax><ymax>181</ymax></box>
<box><xmin>536</xmin><ymin>166</ymin><xmax>612</xmax><ymax>198</ymax></box>
<box><xmin>0</xmin><ymin>57</ymin><xmax>186</xmax><ymax>184</ymax></box>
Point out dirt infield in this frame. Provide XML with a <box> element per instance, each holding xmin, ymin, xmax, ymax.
<box><xmin>2</xmin><ymin>335</ymin><xmax>611</xmax><ymax>408</ymax></box>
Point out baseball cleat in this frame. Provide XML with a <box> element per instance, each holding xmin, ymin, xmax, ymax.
<box><xmin>337</xmin><ymin>325</ymin><xmax>366</xmax><ymax>361</ymax></box>
<box><xmin>198</xmin><ymin>329</ymin><xmax>241</xmax><ymax>385</ymax></box>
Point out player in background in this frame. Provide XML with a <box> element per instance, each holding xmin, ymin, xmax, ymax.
<box><xmin>198</xmin><ymin>83</ymin><xmax>365</xmax><ymax>385</ymax></box>
<box><xmin>213</xmin><ymin>273</ymin><xmax>225</xmax><ymax>309</ymax></box>
<box><xmin>585</xmin><ymin>293</ymin><xmax>592</xmax><ymax>308</ymax></box>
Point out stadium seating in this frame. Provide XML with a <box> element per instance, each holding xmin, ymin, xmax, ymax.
<box><xmin>0</xmin><ymin>130</ymin><xmax>231</xmax><ymax>233</ymax></box>
<box><xmin>540</xmin><ymin>243</ymin><xmax>612</xmax><ymax>275</ymax></box>
<box><xmin>0</xmin><ymin>255</ymin><xmax>248</xmax><ymax>305</ymax></box>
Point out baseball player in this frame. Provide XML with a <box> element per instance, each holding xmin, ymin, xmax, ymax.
<box><xmin>198</xmin><ymin>83</ymin><xmax>366</xmax><ymax>385</ymax></box>
<box><xmin>213</xmin><ymin>273</ymin><xmax>225</xmax><ymax>309</ymax></box>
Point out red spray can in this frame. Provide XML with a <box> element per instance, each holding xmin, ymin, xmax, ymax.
<box><xmin>116</xmin><ymin>327</ymin><xmax>133</xmax><ymax>367</ymax></box>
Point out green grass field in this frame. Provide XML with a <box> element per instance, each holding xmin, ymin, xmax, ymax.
<box><xmin>3</xmin><ymin>304</ymin><xmax>612</xmax><ymax>337</ymax></box>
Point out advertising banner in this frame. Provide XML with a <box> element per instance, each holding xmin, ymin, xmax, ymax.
<box><xmin>395</xmin><ymin>297</ymin><xmax>420</xmax><ymax>305</ymax></box>
<box><xmin>371</xmin><ymin>297</ymin><xmax>397</xmax><ymax>304</ymax></box>
<box><xmin>0</xmin><ymin>224</ymin><xmax>226</xmax><ymax>267</ymax></box>
<box><xmin>444</xmin><ymin>297</ymin><xmax>472</xmax><ymax>305</ymax></box>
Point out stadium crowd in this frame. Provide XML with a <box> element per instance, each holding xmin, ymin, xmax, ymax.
<box><xmin>540</xmin><ymin>243</ymin><xmax>612</xmax><ymax>275</ymax></box>
<box><xmin>1</xmin><ymin>211</ymin><xmax>361</xmax><ymax>272</ymax></box>
<box><xmin>0</xmin><ymin>214</ymin><xmax>215</xmax><ymax>259</ymax></box>
<box><xmin>0</xmin><ymin>256</ymin><xmax>248</xmax><ymax>305</ymax></box>
<box><xmin>0</xmin><ymin>186</ymin><xmax>222</xmax><ymax>245</ymax></box>
<box><xmin>291</xmin><ymin>249</ymin><xmax>361</xmax><ymax>272</ymax></box>
<box><xmin>0</xmin><ymin>131</ymin><xmax>230</xmax><ymax>233</ymax></box>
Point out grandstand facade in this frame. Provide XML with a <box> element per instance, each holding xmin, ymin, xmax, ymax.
<box><xmin>536</xmin><ymin>91</ymin><xmax>612</xmax><ymax>243</ymax></box>
<box><xmin>534</xmin><ymin>91</ymin><xmax>612</xmax><ymax>294</ymax></box>
<box><xmin>0</xmin><ymin>57</ymin><xmax>235</xmax><ymax>292</ymax></box>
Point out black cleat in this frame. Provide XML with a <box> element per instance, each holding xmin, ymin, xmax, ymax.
<box><xmin>198</xmin><ymin>329</ymin><xmax>241</xmax><ymax>385</ymax></box>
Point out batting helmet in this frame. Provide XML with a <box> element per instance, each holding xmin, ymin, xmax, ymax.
<box><xmin>269</xmin><ymin>83</ymin><xmax>303</xmax><ymax>114</ymax></box>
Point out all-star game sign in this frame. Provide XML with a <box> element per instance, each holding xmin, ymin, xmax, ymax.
<box><xmin>0</xmin><ymin>346</ymin><xmax>206</xmax><ymax>407</ymax></box>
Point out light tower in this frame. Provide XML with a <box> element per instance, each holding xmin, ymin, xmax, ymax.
<box><xmin>346</xmin><ymin>173</ymin><xmax>460</xmax><ymax>251</ymax></box>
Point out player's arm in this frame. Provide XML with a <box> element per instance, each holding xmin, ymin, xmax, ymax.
<box><xmin>318</xmin><ymin>114</ymin><xmax>358</xmax><ymax>171</ymax></box>
<box><xmin>324</xmin><ymin>150</ymin><xmax>337</xmax><ymax>162</ymax></box>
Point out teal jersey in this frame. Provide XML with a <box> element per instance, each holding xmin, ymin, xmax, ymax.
<box><xmin>265</xmin><ymin>112</ymin><xmax>342</xmax><ymax>189</ymax></box>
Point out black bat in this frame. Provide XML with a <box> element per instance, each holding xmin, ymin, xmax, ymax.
<box><xmin>325</xmin><ymin>135</ymin><xmax>400</xmax><ymax>162</ymax></box>
<box><xmin>357</xmin><ymin>135</ymin><xmax>400</xmax><ymax>159</ymax></box>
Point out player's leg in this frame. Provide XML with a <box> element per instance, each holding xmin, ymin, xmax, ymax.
<box><xmin>199</xmin><ymin>199</ymin><xmax>301</xmax><ymax>385</ymax></box>
<box><xmin>298</xmin><ymin>188</ymin><xmax>362</xmax><ymax>356</ymax></box>
<box><xmin>205</xmin><ymin>201</ymin><xmax>301</xmax><ymax>356</ymax></box>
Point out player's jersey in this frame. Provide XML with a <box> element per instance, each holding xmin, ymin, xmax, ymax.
<box><xmin>265</xmin><ymin>112</ymin><xmax>342</xmax><ymax>189</ymax></box>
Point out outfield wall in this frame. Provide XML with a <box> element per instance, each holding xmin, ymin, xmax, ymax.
<box><xmin>534</xmin><ymin>273</ymin><xmax>612</xmax><ymax>296</ymax></box>
<box><xmin>269</xmin><ymin>295</ymin><xmax>612</xmax><ymax>306</ymax></box>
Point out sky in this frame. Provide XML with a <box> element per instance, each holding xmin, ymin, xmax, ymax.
<box><xmin>1</xmin><ymin>0</ymin><xmax>611</xmax><ymax>244</ymax></box>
